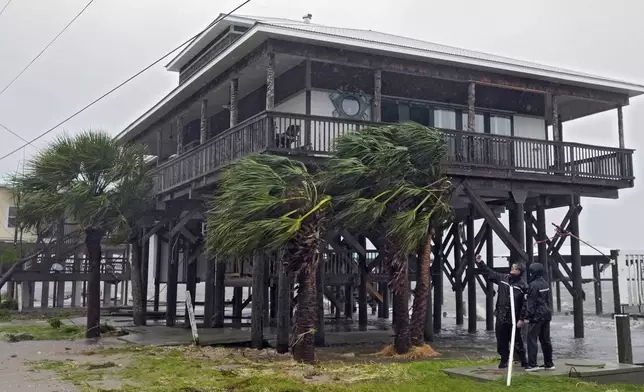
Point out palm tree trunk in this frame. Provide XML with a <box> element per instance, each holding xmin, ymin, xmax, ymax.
<box><xmin>291</xmin><ymin>221</ymin><xmax>321</xmax><ymax>364</ymax></box>
<box><xmin>85</xmin><ymin>227</ymin><xmax>103</xmax><ymax>338</ymax></box>
<box><xmin>409</xmin><ymin>230</ymin><xmax>433</xmax><ymax>346</ymax></box>
<box><xmin>390</xmin><ymin>249</ymin><xmax>411</xmax><ymax>354</ymax></box>
<box><xmin>130</xmin><ymin>239</ymin><xmax>145</xmax><ymax>326</ymax></box>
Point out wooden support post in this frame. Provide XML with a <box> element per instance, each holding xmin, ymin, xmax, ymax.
<box><xmin>593</xmin><ymin>261</ymin><xmax>603</xmax><ymax>315</ymax></box>
<box><xmin>382</xmin><ymin>284</ymin><xmax>390</xmax><ymax>319</ymax></box>
<box><xmin>315</xmin><ymin>258</ymin><xmax>326</xmax><ymax>345</ymax></box>
<box><xmin>184</xmin><ymin>246</ymin><xmax>197</xmax><ymax>325</ymax></box>
<box><xmin>213</xmin><ymin>260</ymin><xmax>226</xmax><ymax>328</ymax></box>
<box><xmin>251</xmin><ymin>254</ymin><xmax>265</xmax><ymax>349</ymax></box>
<box><xmin>467</xmin><ymin>82</ymin><xmax>476</xmax><ymax>132</ymax></box>
<box><xmin>166</xmin><ymin>236</ymin><xmax>179</xmax><ymax>327</ymax></box>
<box><xmin>345</xmin><ymin>283</ymin><xmax>354</xmax><ymax>319</ymax></box>
<box><xmin>270</xmin><ymin>283</ymin><xmax>277</xmax><ymax>323</ymax></box>
<box><xmin>358</xmin><ymin>236</ymin><xmax>368</xmax><ymax>331</ymax></box>
<box><xmin>335</xmin><ymin>286</ymin><xmax>342</xmax><ymax>320</ymax></box>
<box><xmin>203</xmin><ymin>259</ymin><xmax>215</xmax><ymax>328</ymax></box>
<box><xmin>570</xmin><ymin>195</ymin><xmax>584</xmax><ymax>338</ymax></box>
<box><xmin>153</xmin><ymin>236</ymin><xmax>162</xmax><ymax>312</ymax></box>
<box><xmin>433</xmin><ymin>229</ymin><xmax>443</xmax><ymax>334</ymax></box>
<box><xmin>265</xmin><ymin>51</ymin><xmax>275</xmax><ymax>110</ymax></box>
<box><xmin>510</xmin><ymin>192</ymin><xmax>526</xmax><ymax>266</ymax></box>
<box><xmin>41</xmin><ymin>280</ymin><xmax>49</xmax><ymax>309</ymax></box>
<box><xmin>304</xmin><ymin>59</ymin><xmax>312</xmax><ymax>148</ymax></box>
<box><xmin>176</xmin><ymin>116</ymin><xmax>184</xmax><ymax>156</ymax></box>
<box><xmin>615</xmin><ymin>314</ymin><xmax>633</xmax><ymax>364</ymax></box>
<box><xmin>141</xmin><ymin>237</ymin><xmax>150</xmax><ymax>319</ymax></box>
<box><xmin>200</xmin><ymin>99</ymin><xmax>209</xmax><ymax>143</ymax></box>
<box><xmin>229</xmin><ymin>78</ymin><xmax>239</xmax><ymax>127</ymax></box>
<box><xmin>453</xmin><ymin>223</ymin><xmax>464</xmax><ymax>325</ymax></box>
<box><xmin>262</xmin><ymin>259</ymin><xmax>270</xmax><ymax>326</ymax></box>
<box><xmin>373</xmin><ymin>69</ymin><xmax>382</xmax><ymax>122</ymax></box>
<box><xmin>467</xmin><ymin>207</ymin><xmax>477</xmax><ymax>333</ymax></box>
<box><xmin>56</xmin><ymin>280</ymin><xmax>65</xmax><ymax>308</ymax></box>
<box><xmin>536</xmin><ymin>202</ymin><xmax>552</xmax><ymax>306</ymax></box>
<box><xmin>485</xmin><ymin>224</ymin><xmax>495</xmax><ymax>331</ymax></box>
<box><xmin>233</xmin><ymin>286</ymin><xmax>243</xmax><ymax>327</ymax></box>
<box><xmin>525</xmin><ymin>209</ymin><xmax>534</xmax><ymax>266</ymax></box>
<box><xmin>5</xmin><ymin>281</ymin><xmax>14</xmax><ymax>302</ymax></box>
<box><xmin>155</xmin><ymin>129</ymin><xmax>162</xmax><ymax>166</ymax></box>
<box><xmin>425</xmin><ymin>251</ymin><xmax>434</xmax><ymax>342</ymax></box>
<box><xmin>617</xmin><ymin>105</ymin><xmax>625</xmax><ymax>149</ymax></box>
<box><xmin>556</xmin><ymin>278</ymin><xmax>562</xmax><ymax>313</ymax></box>
<box><xmin>276</xmin><ymin>255</ymin><xmax>290</xmax><ymax>354</ymax></box>
<box><xmin>611</xmin><ymin>250</ymin><xmax>622</xmax><ymax>314</ymax></box>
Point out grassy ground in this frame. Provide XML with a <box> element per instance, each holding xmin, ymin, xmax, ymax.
<box><xmin>0</xmin><ymin>324</ymin><xmax>84</xmax><ymax>341</ymax></box>
<box><xmin>0</xmin><ymin>319</ymin><xmax>124</xmax><ymax>341</ymax></box>
<box><xmin>29</xmin><ymin>345</ymin><xmax>644</xmax><ymax>392</ymax></box>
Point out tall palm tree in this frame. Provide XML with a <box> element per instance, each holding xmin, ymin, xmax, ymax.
<box><xmin>12</xmin><ymin>131</ymin><xmax>153</xmax><ymax>337</ymax></box>
<box><xmin>324</xmin><ymin>122</ymin><xmax>451</xmax><ymax>353</ymax></box>
<box><xmin>206</xmin><ymin>154</ymin><xmax>330</xmax><ymax>364</ymax></box>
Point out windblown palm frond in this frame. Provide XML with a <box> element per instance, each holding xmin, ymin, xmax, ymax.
<box><xmin>206</xmin><ymin>154</ymin><xmax>330</xmax><ymax>258</ymax></box>
<box><xmin>11</xmin><ymin>130</ymin><xmax>154</xmax><ymax>238</ymax></box>
<box><xmin>324</xmin><ymin>122</ymin><xmax>452</xmax><ymax>254</ymax></box>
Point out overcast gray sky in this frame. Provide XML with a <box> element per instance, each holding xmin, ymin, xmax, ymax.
<box><xmin>0</xmin><ymin>0</ymin><xmax>643</xmax><ymax>250</ymax></box>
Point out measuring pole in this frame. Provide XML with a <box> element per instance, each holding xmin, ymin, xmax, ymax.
<box><xmin>507</xmin><ymin>285</ymin><xmax>516</xmax><ymax>387</ymax></box>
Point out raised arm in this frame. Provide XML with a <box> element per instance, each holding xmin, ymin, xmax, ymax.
<box><xmin>475</xmin><ymin>255</ymin><xmax>503</xmax><ymax>284</ymax></box>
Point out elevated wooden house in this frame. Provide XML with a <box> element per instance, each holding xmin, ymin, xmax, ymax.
<box><xmin>117</xmin><ymin>14</ymin><xmax>642</xmax><ymax>342</ymax></box>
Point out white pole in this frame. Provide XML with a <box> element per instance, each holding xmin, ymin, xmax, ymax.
<box><xmin>506</xmin><ymin>285</ymin><xmax>516</xmax><ymax>387</ymax></box>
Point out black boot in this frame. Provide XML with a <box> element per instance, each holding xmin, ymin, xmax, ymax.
<box><xmin>498</xmin><ymin>360</ymin><xmax>508</xmax><ymax>369</ymax></box>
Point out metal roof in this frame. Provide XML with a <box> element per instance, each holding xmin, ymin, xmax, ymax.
<box><xmin>239</xmin><ymin>14</ymin><xmax>644</xmax><ymax>94</ymax></box>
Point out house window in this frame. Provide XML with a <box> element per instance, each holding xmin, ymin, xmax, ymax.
<box><xmin>433</xmin><ymin>109</ymin><xmax>456</xmax><ymax>129</ymax></box>
<box><xmin>490</xmin><ymin>115</ymin><xmax>512</xmax><ymax>136</ymax></box>
<box><xmin>461</xmin><ymin>113</ymin><xmax>485</xmax><ymax>132</ymax></box>
<box><xmin>7</xmin><ymin>206</ymin><xmax>17</xmax><ymax>228</ymax></box>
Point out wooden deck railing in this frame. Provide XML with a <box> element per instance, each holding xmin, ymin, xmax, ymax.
<box><xmin>151</xmin><ymin>111</ymin><xmax>635</xmax><ymax>194</ymax></box>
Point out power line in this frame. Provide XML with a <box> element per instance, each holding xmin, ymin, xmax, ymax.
<box><xmin>0</xmin><ymin>0</ymin><xmax>12</xmax><ymax>19</ymax></box>
<box><xmin>0</xmin><ymin>121</ymin><xmax>30</xmax><ymax>144</ymax></box>
<box><xmin>0</xmin><ymin>0</ymin><xmax>95</xmax><ymax>98</ymax></box>
<box><xmin>0</xmin><ymin>0</ymin><xmax>252</xmax><ymax>163</ymax></box>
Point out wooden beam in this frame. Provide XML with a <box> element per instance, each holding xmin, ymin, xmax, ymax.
<box><xmin>169</xmin><ymin>209</ymin><xmax>205</xmax><ymax>238</ymax></box>
<box><xmin>340</xmin><ymin>230</ymin><xmax>367</xmax><ymax>256</ymax></box>
<box><xmin>373</xmin><ymin>69</ymin><xmax>382</xmax><ymax>122</ymax></box>
<box><xmin>462</xmin><ymin>180</ymin><xmax>528</xmax><ymax>263</ymax></box>
<box><xmin>266</xmin><ymin>50</ymin><xmax>275</xmax><ymax>110</ymax></box>
<box><xmin>176</xmin><ymin>116</ymin><xmax>184</xmax><ymax>156</ymax></box>
<box><xmin>200</xmin><ymin>99</ymin><xmax>208</xmax><ymax>144</ymax></box>
<box><xmin>617</xmin><ymin>105</ymin><xmax>625</xmax><ymax>149</ymax></box>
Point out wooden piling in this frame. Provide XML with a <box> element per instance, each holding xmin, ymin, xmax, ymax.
<box><xmin>615</xmin><ymin>314</ymin><xmax>633</xmax><ymax>364</ymax></box>
<box><xmin>358</xmin><ymin>236</ymin><xmax>368</xmax><ymax>331</ymax></box>
<box><xmin>203</xmin><ymin>259</ymin><xmax>215</xmax><ymax>328</ymax></box>
<box><xmin>433</xmin><ymin>230</ymin><xmax>443</xmax><ymax>334</ymax></box>
<box><xmin>611</xmin><ymin>250</ymin><xmax>621</xmax><ymax>314</ymax></box>
<box><xmin>485</xmin><ymin>225</ymin><xmax>495</xmax><ymax>331</ymax></box>
<box><xmin>453</xmin><ymin>223</ymin><xmax>464</xmax><ymax>325</ymax></box>
<box><xmin>570</xmin><ymin>195</ymin><xmax>584</xmax><ymax>338</ymax></box>
<box><xmin>213</xmin><ymin>260</ymin><xmax>226</xmax><ymax>328</ymax></box>
<box><xmin>467</xmin><ymin>208</ymin><xmax>477</xmax><ymax>333</ymax></box>
<box><xmin>345</xmin><ymin>284</ymin><xmax>354</xmax><ymax>319</ymax></box>
<box><xmin>251</xmin><ymin>253</ymin><xmax>265</xmax><ymax>349</ymax></box>
<box><xmin>315</xmin><ymin>258</ymin><xmax>326</xmax><ymax>346</ymax></box>
<box><xmin>276</xmin><ymin>256</ymin><xmax>290</xmax><ymax>354</ymax></box>
<box><xmin>166</xmin><ymin>236</ymin><xmax>179</xmax><ymax>327</ymax></box>
<box><xmin>593</xmin><ymin>261</ymin><xmax>603</xmax><ymax>315</ymax></box>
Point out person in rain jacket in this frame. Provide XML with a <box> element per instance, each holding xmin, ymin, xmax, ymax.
<box><xmin>475</xmin><ymin>255</ymin><xmax>528</xmax><ymax>369</ymax></box>
<box><xmin>518</xmin><ymin>262</ymin><xmax>554</xmax><ymax>371</ymax></box>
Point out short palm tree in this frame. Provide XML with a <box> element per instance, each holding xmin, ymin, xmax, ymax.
<box><xmin>206</xmin><ymin>154</ymin><xmax>330</xmax><ymax>364</ymax></box>
<box><xmin>12</xmin><ymin>131</ymin><xmax>153</xmax><ymax>336</ymax></box>
<box><xmin>324</xmin><ymin>122</ymin><xmax>451</xmax><ymax>353</ymax></box>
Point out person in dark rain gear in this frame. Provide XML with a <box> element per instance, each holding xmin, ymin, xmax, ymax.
<box><xmin>475</xmin><ymin>255</ymin><xmax>528</xmax><ymax>369</ymax></box>
<box><xmin>518</xmin><ymin>262</ymin><xmax>555</xmax><ymax>371</ymax></box>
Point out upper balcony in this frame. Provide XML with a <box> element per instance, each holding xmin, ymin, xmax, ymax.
<box><xmin>150</xmin><ymin>111</ymin><xmax>634</xmax><ymax>196</ymax></box>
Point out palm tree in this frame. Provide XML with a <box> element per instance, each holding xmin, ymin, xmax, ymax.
<box><xmin>12</xmin><ymin>131</ymin><xmax>153</xmax><ymax>336</ymax></box>
<box><xmin>324</xmin><ymin>122</ymin><xmax>451</xmax><ymax>353</ymax></box>
<box><xmin>206</xmin><ymin>154</ymin><xmax>330</xmax><ymax>364</ymax></box>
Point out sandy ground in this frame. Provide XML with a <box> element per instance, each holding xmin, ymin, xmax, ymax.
<box><xmin>0</xmin><ymin>338</ymin><xmax>125</xmax><ymax>392</ymax></box>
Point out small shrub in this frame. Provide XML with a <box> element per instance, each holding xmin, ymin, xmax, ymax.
<box><xmin>47</xmin><ymin>317</ymin><xmax>62</xmax><ymax>329</ymax></box>
<box><xmin>62</xmin><ymin>326</ymin><xmax>78</xmax><ymax>334</ymax></box>
<box><xmin>0</xmin><ymin>308</ymin><xmax>10</xmax><ymax>321</ymax></box>
<box><xmin>0</xmin><ymin>298</ymin><xmax>19</xmax><ymax>310</ymax></box>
